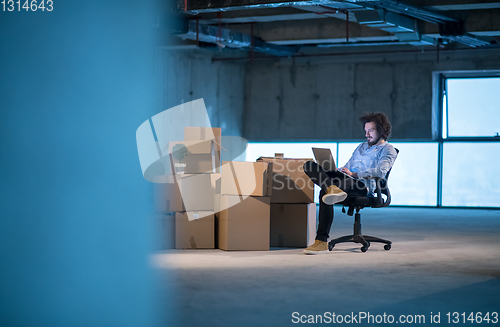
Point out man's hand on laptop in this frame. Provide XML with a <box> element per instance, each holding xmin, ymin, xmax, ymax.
<box><xmin>339</xmin><ymin>167</ymin><xmax>358</xmax><ymax>179</ymax></box>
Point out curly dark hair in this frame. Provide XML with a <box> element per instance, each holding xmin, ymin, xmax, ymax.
<box><xmin>359</xmin><ymin>112</ymin><xmax>392</xmax><ymax>140</ymax></box>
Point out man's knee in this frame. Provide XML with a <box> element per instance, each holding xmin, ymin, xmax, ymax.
<box><xmin>303</xmin><ymin>160</ymin><xmax>315</xmax><ymax>174</ymax></box>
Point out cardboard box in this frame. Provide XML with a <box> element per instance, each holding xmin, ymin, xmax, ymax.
<box><xmin>175</xmin><ymin>212</ymin><xmax>215</xmax><ymax>249</ymax></box>
<box><xmin>218</xmin><ymin>195</ymin><xmax>271</xmax><ymax>251</ymax></box>
<box><xmin>168</xmin><ymin>140</ymin><xmax>219</xmax><ymax>174</ymax></box>
<box><xmin>184</xmin><ymin>126</ymin><xmax>221</xmax><ymax>141</ymax></box>
<box><xmin>155</xmin><ymin>213</ymin><xmax>175</xmax><ymax>250</ymax></box>
<box><xmin>184</xmin><ymin>126</ymin><xmax>221</xmax><ymax>150</ymax></box>
<box><xmin>169</xmin><ymin>173</ymin><xmax>221</xmax><ymax>212</ymax></box>
<box><xmin>270</xmin><ymin>203</ymin><xmax>317</xmax><ymax>248</ymax></box>
<box><xmin>220</xmin><ymin>161</ymin><xmax>273</xmax><ymax>196</ymax></box>
<box><xmin>257</xmin><ymin>157</ymin><xmax>314</xmax><ymax>203</ymax></box>
<box><xmin>154</xmin><ymin>178</ymin><xmax>180</xmax><ymax>212</ymax></box>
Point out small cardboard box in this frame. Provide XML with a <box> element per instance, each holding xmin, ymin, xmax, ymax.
<box><xmin>175</xmin><ymin>212</ymin><xmax>215</xmax><ymax>249</ymax></box>
<box><xmin>184</xmin><ymin>127</ymin><xmax>221</xmax><ymax>157</ymax></box>
<box><xmin>220</xmin><ymin>161</ymin><xmax>273</xmax><ymax>196</ymax></box>
<box><xmin>169</xmin><ymin>173</ymin><xmax>221</xmax><ymax>212</ymax></box>
<box><xmin>270</xmin><ymin>203</ymin><xmax>317</xmax><ymax>248</ymax></box>
<box><xmin>218</xmin><ymin>195</ymin><xmax>271</xmax><ymax>251</ymax></box>
<box><xmin>168</xmin><ymin>140</ymin><xmax>218</xmax><ymax>174</ymax></box>
<box><xmin>257</xmin><ymin>156</ymin><xmax>314</xmax><ymax>204</ymax></box>
<box><xmin>184</xmin><ymin>127</ymin><xmax>221</xmax><ymax>142</ymax></box>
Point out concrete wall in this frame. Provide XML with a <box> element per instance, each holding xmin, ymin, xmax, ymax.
<box><xmin>243</xmin><ymin>48</ymin><xmax>500</xmax><ymax>141</ymax></box>
<box><xmin>157</xmin><ymin>49</ymin><xmax>246</xmax><ymax>138</ymax></box>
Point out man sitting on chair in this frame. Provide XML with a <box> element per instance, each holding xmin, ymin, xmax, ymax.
<box><xmin>303</xmin><ymin>112</ymin><xmax>398</xmax><ymax>254</ymax></box>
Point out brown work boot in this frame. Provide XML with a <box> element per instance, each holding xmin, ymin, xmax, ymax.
<box><xmin>303</xmin><ymin>240</ymin><xmax>329</xmax><ymax>254</ymax></box>
<box><xmin>322</xmin><ymin>185</ymin><xmax>348</xmax><ymax>205</ymax></box>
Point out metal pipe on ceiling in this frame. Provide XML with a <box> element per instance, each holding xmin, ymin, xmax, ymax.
<box><xmin>211</xmin><ymin>46</ymin><xmax>500</xmax><ymax>62</ymax></box>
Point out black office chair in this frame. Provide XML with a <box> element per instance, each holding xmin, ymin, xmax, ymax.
<box><xmin>328</xmin><ymin>149</ymin><xmax>399</xmax><ymax>253</ymax></box>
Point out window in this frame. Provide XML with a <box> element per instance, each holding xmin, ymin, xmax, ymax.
<box><xmin>438</xmin><ymin>71</ymin><xmax>500</xmax><ymax>208</ymax></box>
<box><xmin>245</xmin><ymin>142</ymin><xmax>337</xmax><ymax>162</ymax></box>
<box><xmin>246</xmin><ymin>142</ymin><xmax>437</xmax><ymax>206</ymax></box>
<box><xmin>388</xmin><ymin>143</ymin><xmax>438</xmax><ymax>206</ymax></box>
<box><xmin>442</xmin><ymin>75</ymin><xmax>500</xmax><ymax>139</ymax></box>
<box><xmin>442</xmin><ymin>143</ymin><xmax>500</xmax><ymax>207</ymax></box>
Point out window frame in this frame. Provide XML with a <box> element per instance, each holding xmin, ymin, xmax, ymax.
<box><xmin>436</xmin><ymin>70</ymin><xmax>500</xmax><ymax>141</ymax></box>
<box><xmin>434</xmin><ymin>70</ymin><xmax>500</xmax><ymax>208</ymax></box>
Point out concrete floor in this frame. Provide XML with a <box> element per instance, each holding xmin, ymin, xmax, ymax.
<box><xmin>153</xmin><ymin>207</ymin><xmax>500</xmax><ymax>326</ymax></box>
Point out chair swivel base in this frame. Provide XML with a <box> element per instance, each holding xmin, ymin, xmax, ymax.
<box><xmin>328</xmin><ymin>235</ymin><xmax>392</xmax><ymax>252</ymax></box>
<box><xmin>328</xmin><ymin>212</ymin><xmax>392</xmax><ymax>252</ymax></box>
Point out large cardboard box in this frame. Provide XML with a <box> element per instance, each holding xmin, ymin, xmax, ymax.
<box><xmin>168</xmin><ymin>173</ymin><xmax>220</xmax><ymax>212</ymax></box>
<box><xmin>175</xmin><ymin>212</ymin><xmax>215</xmax><ymax>249</ymax></box>
<box><xmin>154</xmin><ymin>174</ymin><xmax>220</xmax><ymax>213</ymax></box>
<box><xmin>168</xmin><ymin>140</ymin><xmax>218</xmax><ymax>174</ymax></box>
<box><xmin>218</xmin><ymin>195</ymin><xmax>271</xmax><ymax>251</ymax></box>
<box><xmin>155</xmin><ymin>213</ymin><xmax>175</xmax><ymax>250</ymax></box>
<box><xmin>257</xmin><ymin>156</ymin><xmax>314</xmax><ymax>203</ymax></box>
<box><xmin>220</xmin><ymin>161</ymin><xmax>273</xmax><ymax>196</ymax></box>
<box><xmin>270</xmin><ymin>203</ymin><xmax>317</xmax><ymax>248</ymax></box>
<box><xmin>154</xmin><ymin>177</ymin><xmax>180</xmax><ymax>212</ymax></box>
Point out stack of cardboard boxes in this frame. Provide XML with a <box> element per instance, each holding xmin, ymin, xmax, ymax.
<box><xmin>154</xmin><ymin>132</ymin><xmax>315</xmax><ymax>251</ymax></box>
<box><xmin>155</xmin><ymin>127</ymin><xmax>222</xmax><ymax>249</ymax></box>
<box><xmin>154</xmin><ymin>179</ymin><xmax>176</xmax><ymax>250</ymax></box>
<box><xmin>217</xmin><ymin>161</ymin><xmax>273</xmax><ymax>251</ymax></box>
<box><xmin>257</xmin><ymin>154</ymin><xmax>317</xmax><ymax>248</ymax></box>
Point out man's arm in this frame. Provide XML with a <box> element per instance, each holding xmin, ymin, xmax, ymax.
<box><xmin>339</xmin><ymin>167</ymin><xmax>358</xmax><ymax>178</ymax></box>
<box><xmin>339</xmin><ymin>143</ymin><xmax>363</xmax><ymax>175</ymax></box>
<box><xmin>338</xmin><ymin>143</ymin><xmax>364</xmax><ymax>178</ymax></box>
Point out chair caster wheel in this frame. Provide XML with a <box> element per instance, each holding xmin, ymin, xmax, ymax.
<box><xmin>360</xmin><ymin>241</ymin><xmax>370</xmax><ymax>252</ymax></box>
<box><xmin>328</xmin><ymin>243</ymin><xmax>335</xmax><ymax>251</ymax></box>
<box><xmin>384</xmin><ymin>244</ymin><xmax>391</xmax><ymax>251</ymax></box>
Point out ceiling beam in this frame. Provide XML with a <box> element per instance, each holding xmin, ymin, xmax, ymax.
<box><xmin>184</xmin><ymin>0</ymin><xmax>363</xmax><ymax>14</ymax></box>
<box><xmin>404</xmin><ymin>0</ymin><xmax>500</xmax><ymax>11</ymax></box>
<box><xmin>227</xmin><ymin>18</ymin><xmax>394</xmax><ymax>44</ymax></box>
<box><xmin>199</xmin><ymin>13</ymin><xmax>332</xmax><ymax>24</ymax></box>
<box><xmin>197</xmin><ymin>6</ymin><xmax>358</xmax><ymax>24</ymax></box>
<box><xmin>216</xmin><ymin>9</ymin><xmax>500</xmax><ymax>46</ymax></box>
<box><xmin>420</xmin><ymin>8</ymin><xmax>500</xmax><ymax>35</ymax></box>
<box><xmin>344</xmin><ymin>0</ymin><xmax>457</xmax><ymax>23</ymax></box>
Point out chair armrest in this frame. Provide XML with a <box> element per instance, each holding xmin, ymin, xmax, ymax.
<box><xmin>365</xmin><ymin>177</ymin><xmax>391</xmax><ymax>208</ymax></box>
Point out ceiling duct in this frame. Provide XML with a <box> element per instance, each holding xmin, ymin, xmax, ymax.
<box><xmin>177</xmin><ymin>21</ymin><xmax>298</xmax><ymax>56</ymax></box>
<box><xmin>443</xmin><ymin>35</ymin><xmax>491</xmax><ymax>48</ymax></box>
<box><xmin>438</xmin><ymin>21</ymin><xmax>491</xmax><ymax>47</ymax></box>
<box><xmin>345</xmin><ymin>0</ymin><xmax>457</xmax><ymax>24</ymax></box>
<box><xmin>355</xmin><ymin>10</ymin><xmax>420</xmax><ymax>42</ymax></box>
<box><xmin>184</xmin><ymin>0</ymin><xmax>364</xmax><ymax>14</ymax></box>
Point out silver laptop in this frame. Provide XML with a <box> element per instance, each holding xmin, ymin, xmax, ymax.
<box><xmin>312</xmin><ymin>147</ymin><xmax>355</xmax><ymax>179</ymax></box>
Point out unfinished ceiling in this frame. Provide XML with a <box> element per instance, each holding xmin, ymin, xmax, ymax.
<box><xmin>165</xmin><ymin>0</ymin><xmax>500</xmax><ymax>56</ymax></box>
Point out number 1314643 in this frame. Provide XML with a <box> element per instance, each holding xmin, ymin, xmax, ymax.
<box><xmin>2</xmin><ymin>0</ymin><xmax>53</xmax><ymax>11</ymax></box>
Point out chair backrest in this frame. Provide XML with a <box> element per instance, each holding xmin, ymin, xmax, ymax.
<box><xmin>341</xmin><ymin>147</ymin><xmax>399</xmax><ymax>212</ymax></box>
<box><xmin>384</xmin><ymin>147</ymin><xmax>399</xmax><ymax>180</ymax></box>
<box><xmin>375</xmin><ymin>147</ymin><xmax>399</xmax><ymax>207</ymax></box>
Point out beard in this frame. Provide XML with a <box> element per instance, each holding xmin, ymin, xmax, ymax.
<box><xmin>367</xmin><ymin>136</ymin><xmax>381</xmax><ymax>146</ymax></box>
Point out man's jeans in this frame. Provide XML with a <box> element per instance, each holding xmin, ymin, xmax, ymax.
<box><xmin>303</xmin><ymin>160</ymin><xmax>367</xmax><ymax>242</ymax></box>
